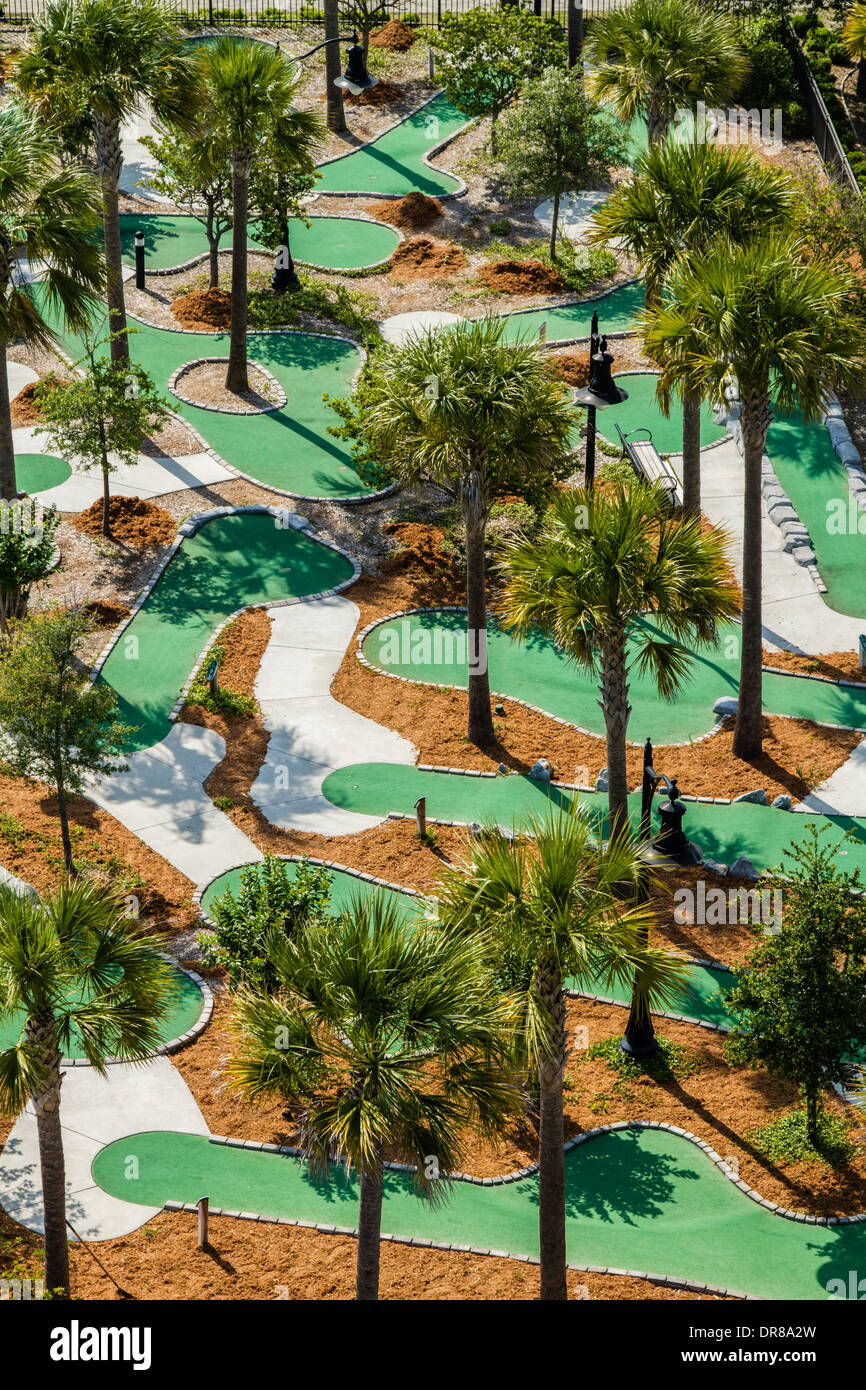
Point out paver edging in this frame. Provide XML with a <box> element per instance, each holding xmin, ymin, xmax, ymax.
<box><xmin>60</xmin><ymin>953</ymin><xmax>213</xmax><ymax>1068</ymax></box>
<box><xmin>168</xmin><ymin>357</ymin><xmax>288</xmax><ymax>415</ymax></box>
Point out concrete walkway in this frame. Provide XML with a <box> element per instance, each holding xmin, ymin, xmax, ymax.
<box><xmin>795</xmin><ymin>734</ymin><xmax>866</xmax><ymax>816</ymax></box>
<box><xmin>0</xmin><ymin>1057</ymin><xmax>209</xmax><ymax>1241</ymax></box>
<box><xmin>250</xmin><ymin>597</ymin><xmax>416</xmax><ymax>835</ymax></box>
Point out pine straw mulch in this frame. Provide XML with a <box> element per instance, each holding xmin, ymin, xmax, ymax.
<box><xmin>389</xmin><ymin>235</ymin><xmax>467</xmax><ymax>279</ymax></box>
<box><xmin>764</xmin><ymin>649</ymin><xmax>866</xmax><ymax>684</ymax></box>
<box><xmin>476</xmin><ymin>259</ymin><xmax>567</xmax><ymax>295</ymax></box>
<box><xmin>171</xmin><ymin>286</ymin><xmax>232</xmax><ymax>332</ymax></box>
<box><xmin>71</xmin><ymin>496</ymin><xmax>177</xmax><ymax>548</ymax></box>
<box><xmin>364</xmin><ymin>190</ymin><xmax>444</xmax><ymax>230</ymax></box>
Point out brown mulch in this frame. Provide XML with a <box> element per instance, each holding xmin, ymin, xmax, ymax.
<box><xmin>81</xmin><ymin>598</ymin><xmax>132</xmax><ymax>628</ymax></box>
<box><xmin>369</xmin><ymin>17</ymin><xmax>417</xmax><ymax>49</ymax></box>
<box><xmin>763</xmin><ymin>649</ymin><xmax>865</xmax><ymax>683</ymax></box>
<box><xmin>9</xmin><ymin>377</ymin><xmax>69</xmax><ymax>426</ymax></box>
<box><xmin>476</xmin><ymin>259</ymin><xmax>567</xmax><ymax>295</ymax></box>
<box><xmin>547</xmin><ymin>347</ymin><xmax>647</xmax><ymax>388</ymax></box>
<box><xmin>389</xmin><ymin>235</ymin><xmax>467</xmax><ymax>279</ymax></box>
<box><xmin>171</xmin><ymin>286</ymin><xmax>232</xmax><ymax>332</ymax></box>
<box><xmin>365</xmin><ymin>190</ymin><xmax>444</xmax><ymax>230</ymax></box>
<box><xmin>71</xmin><ymin>496</ymin><xmax>177</xmax><ymax>548</ymax></box>
<box><xmin>177</xmin><ymin>361</ymin><xmax>280</xmax><ymax>414</ymax></box>
<box><xmin>344</xmin><ymin>78</ymin><xmax>405</xmax><ymax>106</ymax></box>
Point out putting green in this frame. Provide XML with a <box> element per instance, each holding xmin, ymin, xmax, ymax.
<box><xmin>201</xmin><ymin>857</ymin><xmax>735</xmax><ymax>1028</ymax></box>
<box><xmin>0</xmin><ymin>963</ymin><xmax>203</xmax><ymax>1061</ymax></box>
<box><xmin>14</xmin><ymin>452</ymin><xmax>72</xmax><ymax>495</ymax></box>
<box><xmin>362</xmin><ymin>610</ymin><xmax>866</xmax><ymax>742</ymax></box>
<box><xmin>119</xmin><ymin>213</ymin><xmax>401</xmax><ymax>274</ymax></box>
<box><xmin>315</xmin><ymin>93</ymin><xmax>469</xmax><ymax>198</ymax></box>
<box><xmin>500</xmin><ymin>279</ymin><xmax>645</xmax><ymax>348</ymax></box>
<box><xmin>322</xmin><ymin>766</ymin><xmax>866</xmax><ymax>877</ymax></box>
<box><xmin>90</xmin><ymin>1124</ymin><xmax>864</xmax><ymax>1298</ymax></box>
<box><xmin>595</xmin><ymin>371</ymin><xmax>724</xmax><ymax>454</ymax></box>
<box><xmin>97</xmin><ymin>512</ymin><xmax>354</xmax><ymax>752</ymax></box>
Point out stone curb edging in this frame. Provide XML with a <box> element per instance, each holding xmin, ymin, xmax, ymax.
<box><xmin>821</xmin><ymin>388</ymin><xmax>866</xmax><ymax>521</ymax></box>
<box><xmin>313</xmin><ymin>89</ymin><xmax>470</xmax><ymax>202</ymax></box>
<box><xmin>168</xmin><ymin>357</ymin><xmax>287</xmax><ymax>415</ymax></box>
<box><xmin>61</xmin><ymin>954</ymin><xmax>213</xmax><ymax>1068</ymax></box>
<box><xmin>126</xmin><ymin>211</ymin><xmax>406</xmax><ymax>278</ymax></box>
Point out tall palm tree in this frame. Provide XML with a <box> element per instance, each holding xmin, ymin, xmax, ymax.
<box><xmin>843</xmin><ymin>4</ymin><xmax>866</xmax><ymax>99</ymax></box>
<box><xmin>203</xmin><ymin>38</ymin><xmax>321</xmax><ymax>394</ymax></box>
<box><xmin>496</xmin><ymin>482</ymin><xmax>740</xmax><ymax>834</ymax></box>
<box><xmin>585</xmin><ymin>0</ymin><xmax>748</xmax><ymax>146</ymax></box>
<box><xmin>644</xmin><ymin>233</ymin><xmax>866</xmax><ymax>761</ymax></box>
<box><xmin>437</xmin><ymin>806</ymin><xmax>685</xmax><ymax>1301</ymax></box>
<box><xmin>228</xmin><ymin>893</ymin><xmax>518</xmax><ymax>1301</ymax></box>
<box><xmin>0</xmin><ymin>103</ymin><xmax>103</xmax><ymax>501</ymax></box>
<box><xmin>590</xmin><ymin>139</ymin><xmax>794</xmax><ymax>517</ymax></box>
<box><xmin>0</xmin><ymin>878</ymin><xmax>176</xmax><ymax>1298</ymax></box>
<box><xmin>17</xmin><ymin>0</ymin><xmax>200</xmax><ymax>366</ymax></box>
<box><xmin>363</xmin><ymin>317</ymin><xmax>574</xmax><ymax>746</ymax></box>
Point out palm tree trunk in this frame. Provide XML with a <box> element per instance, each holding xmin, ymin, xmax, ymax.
<box><xmin>26</xmin><ymin>1013</ymin><xmax>69</xmax><ymax>1298</ymax></box>
<box><xmin>0</xmin><ymin>344</ymin><xmax>18</xmax><ymax>500</ymax></box>
<box><xmin>681</xmin><ymin>386</ymin><xmax>702</xmax><ymax>519</ymax></box>
<box><xmin>94</xmin><ymin>111</ymin><xmax>129</xmax><ymax>366</ymax></box>
<box><xmin>646</xmin><ymin>99</ymin><xmax>669</xmax><ymax>146</ymax></box>
<box><xmin>226</xmin><ymin>149</ymin><xmax>252</xmax><ymax>396</ymax></box>
<box><xmin>324</xmin><ymin>0</ymin><xmax>347</xmax><ymax>135</ymax></box>
<box><xmin>536</xmin><ymin>962</ymin><xmax>568</xmax><ymax>1301</ymax></box>
<box><xmin>600</xmin><ymin>625</ymin><xmax>632</xmax><ymax>839</ymax></box>
<box><xmin>732</xmin><ymin>390</ymin><xmax>770</xmax><ymax>761</ymax></box>
<box><xmin>206</xmin><ymin>200</ymin><xmax>219</xmax><ymax>289</ymax></box>
<box><xmin>355</xmin><ymin>1154</ymin><xmax>384</xmax><ymax>1300</ymax></box>
<box><xmin>462</xmin><ymin>465</ymin><xmax>495</xmax><ymax>747</ymax></box>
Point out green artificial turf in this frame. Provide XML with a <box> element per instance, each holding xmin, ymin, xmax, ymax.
<box><xmin>97</xmin><ymin>512</ymin><xmax>354</xmax><ymax>752</ymax></box>
<box><xmin>14</xmin><ymin>452</ymin><xmax>72</xmax><ymax>494</ymax></box>
<box><xmin>90</xmin><ymin>1124</ymin><xmax>866</xmax><ymax>1298</ymax></box>
<box><xmin>119</xmin><ymin>213</ymin><xmax>401</xmax><ymax>273</ymax></box>
<box><xmin>315</xmin><ymin>93</ymin><xmax>469</xmax><ymax>197</ymax></box>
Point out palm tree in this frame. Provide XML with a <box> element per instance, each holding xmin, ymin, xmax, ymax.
<box><xmin>0</xmin><ymin>878</ymin><xmax>176</xmax><ymax>1298</ymax></box>
<box><xmin>843</xmin><ymin>4</ymin><xmax>866</xmax><ymax>99</ymax></box>
<box><xmin>228</xmin><ymin>893</ymin><xmax>519</xmax><ymax>1301</ymax></box>
<box><xmin>496</xmin><ymin>482</ymin><xmax>740</xmax><ymax>834</ymax></box>
<box><xmin>644</xmin><ymin>233</ymin><xmax>866</xmax><ymax>761</ymax></box>
<box><xmin>0</xmin><ymin>103</ymin><xmax>103</xmax><ymax>500</ymax></box>
<box><xmin>585</xmin><ymin>0</ymin><xmax>748</xmax><ymax>146</ymax></box>
<box><xmin>363</xmin><ymin>317</ymin><xmax>574</xmax><ymax>746</ymax></box>
<box><xmin>203</xmin><ymin>38</ymin><xmax>321</xmax><ymax>394</ymax></box>
<box><xmin>590</xmin><ymin>138</ymin><xmax>794</xmax><ymax>517</ymax></box>
<box><xmin>17</xmin><ymin>0</ymin><xmax>200</xmax><ymax>366</ymax></box>
<box><xmin>436</xmin><ymin>806</ymin><xmax>685</xmax><ymax>1301</ymax></box>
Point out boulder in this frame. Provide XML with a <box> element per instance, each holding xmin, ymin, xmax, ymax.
<box><xmin>733</xmin><ymin>789</ymin><xmax>769</xmax><ymax>806</ymax></box>
<box><xmin>729</xmin><ymin>855</ymin><xmax>759</xmax><ymax>879</ymax></box>
<box><xmin>595</xmin><ymin>767</ymin><xmax>609</xmax><ymax>792</ymax></box>
<box><xmin>771</xmin><ymin>794</ymin><xmax>792</xmax><ymax>810</ymax></box>
<box><xmin>713</xmin><ymin>696</ymin><xmax>738</xmax><ymax>717</ymax></box>
<box><xmin>529</xmin><ymin>759</ymin><xmax>553</xmax><ymax>781</ymax></box>
<box><xmin>704</xmin><ymin>859</ymin><xmax>729</xmax><ymax>876</ymax></box>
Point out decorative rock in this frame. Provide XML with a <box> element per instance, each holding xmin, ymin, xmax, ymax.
<box><xmin>529</xmin><ymin>759</ymin><xmax>553</xmax><ymax>781</ymax></box>
<box><xmin>837</xmin><ymin>441</ymin><xmax>862</xmax><ymax>465</ymax></box>
<box><xmin>771</xmin><ymin>794</ymin><xmax>792</xmax><ymax>810</ymax></box>
<box><xmin>732</xmin><ymin>789</ymin><xmax>768</xmax><ymax>806</ymax></box>
<box><xmin>468</xmin><ymin>821</ymin><xmax>484</xmax><ymax>838</ymax></box>
<box><xmin>494</xmin><ymin>703</ymin><xmax>506</xmax><ymax>716</ymax></box>
<box><xmin>713</xmin><ymin>696</ymin><xmax>738</xmax><ymax>717</ymax></box>
<box><xmin>595</xmin><ymin>767</ymin><xmax>609</xmax><ymax>792</ymax></box>
<box><xmin>790</xmin><ymin>545</ymin><xmax>817</xmax><ymax>566</ymax></box>
<box><xmin>729</xmin><ymin>855</ymin><xmax>759</xmax><ymax>880</ymax></box>
<box><xmin>497</xmin><ymin>762</ymin><xmax>508</xmax><ymax>775</ymax></box>
<box><xmin>704</xmin><ymin>859</ymin><xmax>729</xmax><ymax>876</ymax></box>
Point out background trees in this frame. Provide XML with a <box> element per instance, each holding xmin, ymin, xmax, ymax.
<box><xmin>0</xmin><ymin>501</ymin><xmax>60</xmax><ymax>636</ymax></box>
<box><xmin>140</xmin><ymin>125</ymin><xmax>234</xmax><ymax>290</ymax></box>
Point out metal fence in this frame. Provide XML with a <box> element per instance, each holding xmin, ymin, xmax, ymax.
<box><xmin>783</xmin><ymin>16</ymin><xmax>861</xmax><ymax>198</ymax></box>
<box><xmin>0</xmin><ymin>0</ymin><xmax>624</xmax><ymax>28</ymax></box>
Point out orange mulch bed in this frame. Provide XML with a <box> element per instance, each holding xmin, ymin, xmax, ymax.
<box><xmin>81</xmin><ymin>598</ymin><xmax>132</xmax><ymax>627</ymax></box>
<box><xmin>546</xmin><ymin>347</ymin><xmax>647</xmax><ymax>388</ymax></box>
<box><xmin>369</xmin><ymin>17</ymin><xmax>417</xmax><ymax>49</ymax></box>
<box><xmin>365</xmin><ymin>190</ymin><xmax>444</xmax><ymax>230</ymax></box>
<box><xmin>171</xmin><ymin>286</ymin><xmax>231</xmax><ymax>331</ymax></box>
<box><xmin>476</xmin><ymin>259</ymin><xmax>567</xmax><ymax>295</ymax></box>
<box><xmin>764</xmin><ymin>649</ymin><xmax>866</xmax><ymax>683</ymax></box>
<box><xmin>71</xmin><ymin>495</ymin><xmax>177</xmax><ymax>548</ymax></box>
<box><xmin>9</xmin><ymin>377</ymin><xmax>69</xmax><ymax>426</ymax></box>
<box><xmin>344</xmin><ymin>78</ymin><xmax>405</xmax><ymax>106</ymax></box>
<box><xmin>389</xmin><ymin>235</ymin><xmax>467</xmax><ymax>279</ymax></box>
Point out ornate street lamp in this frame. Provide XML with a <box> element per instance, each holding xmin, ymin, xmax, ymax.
<box><xmin>573</xmin><ymin>316</ymin><xmax>628</xmax><ymax>488</ymax></box>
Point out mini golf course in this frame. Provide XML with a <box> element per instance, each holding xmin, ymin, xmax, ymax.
<box><xmin>0</xmin><ymin>962</ymin><xmax>204</xmax><ymax>1061</ymax></box>
<box><xmin>89</xmin><ymin>1123</ymin><xmax>866</xmax><ymax>1299</ymax></box>
<box><xmin>315</xmin><ymin>93</ymin><xmax>469</xmax><ymax>198</ymax></box>
<box><xmin>97</xmin><ymin>512</ymin><xmax>355</xmax><ymax>752</ymax></box>
<box><xmin>119</xmin><ymin>212</ymin><xmax>402</xmax><ymax>274</ymax></box>
<box><xmin>362</xmin><ymin>610</ymin><xmax>866</xmax><ymax>742</ymax></box>
<box><xmin>13</xmin><ymin>452</ymin><xmax>72</xmax><ymax>494</ymax></box>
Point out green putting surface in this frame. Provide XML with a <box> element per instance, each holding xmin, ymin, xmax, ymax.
<box><xmin>119</xmin><ymin>213</ymin><xmax>401</xmax><ymax>273</ymax></box>
<box><xmin>595</xmin><ymin>371</ymin><xmax>725</xmax><ymax>454</ymax></box>
<box><xmin>98</xmin><ymin>512</ymin><xmax>354</xmax><ymax>752</ymax></box>
<box><xmin>500</xmin><ymin>279</ymin><xmax>645</xmax><ymax>348</ymax></box>
<box><xmin>322</xmin><ymin>767</ymin><xmax>866</xmax><ymax>877</ymax></box>
<box><xmin>362</xmin><ymin>611</ymin><xmax>866</xmax><ymax>742</ymax></box>
<box><xmin>14</xmin><ymin>452</ymin><xmax>72</xmax><ymax>494</ymax></box>
<box><xmin>90</xmin><ymin>1124</ymin><xmax>863</xmax><ymax>1298</ymax></box>
<box><xmin>315</xmin><ymin>93</ymin><xmax>469</xmax><ymax>197</ymax></box>
<box><xmin>201</xmin><ymin>856</ymin><xmax>736</xmax><ymax>1027</ymax></box>
<box><xmin>0</xmin><ymin>963</ymin><xmax>203</xmax><ymax>1060</ymax></box>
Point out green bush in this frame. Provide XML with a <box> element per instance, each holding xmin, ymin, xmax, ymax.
<box><xmin>750</xmin><ymin>1109</ymin><xmax>859</xmax><ymax>1169</ymax></box>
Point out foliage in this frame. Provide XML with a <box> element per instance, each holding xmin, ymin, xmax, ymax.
<box><xmin>0</xmin><ymin>502</ymin><xmax>61</xmax><ymax>635</ymax></box>
<box><xmin>749</xmin><ymin>1108</ymin><xmax>859</xmax><ymax>1168</ymax></box>
<box><xmin>140</xmin><ymin>123</ymin><xmax>233</xmax><ymax>280</ymax></box>
<box><xmin>247</xmin><ymin>270</ymin><xmax>380</xmax><ymax>343</ymax></box>
<box><xmin>430</xmin><ymin>8</ymin><xmax>565</xmax><ymax>139</ymax></box>
<box><xmin>184</xmin><ymin>635</ymin><xmax>255</xmax><ymax>717</ymax></box>
<box><xmin>479</xmin><ymin>235</ymin><xmax>616</xmax><ymax>295</ymax></box>
<box><xmin>580</xmin><ymin>1033</ymin><xmax>702</xmax><ymax>1084</ymax></box>
<box><xmin>738</xmin><ymin>13</ymin><xmax>810</xmax><ymax>138</ymax></box>
<box><xmin>790</xmin><ymin>170</ymin><xmax>866</xmax><ymax>290</ymax></box>
<box><xmin>724</xmin><ymin>828</ymin><xmax>866</xmax><ymax>1140</ymax></box>
<box><xmin>247</xmin><ymin>121</ymin><xmax>320</xmax><ymax>255</ymax></box>
<box><xmin>199</xmin><ymin>854</ymin><xmax>331</xmax><ymax>991</ymax></box>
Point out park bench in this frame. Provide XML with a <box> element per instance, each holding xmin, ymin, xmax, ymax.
<box><xmin>615</xmin><ymin>423</ymin><xmax>682</xmax><ymax>508</ymax></box>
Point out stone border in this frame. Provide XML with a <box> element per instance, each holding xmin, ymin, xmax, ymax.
<box><xmin>126</xmin><ymin>211</ymin><xmax>405</xmax><ymax>278</ymax></box>
<box><xmin>822</xmin><ymin>389</ymin><xmax>866</xmax><ymax>519</ymax></box>
<box><xmin>61</xmin><ymin>954</ymin><xmax>213</xmax><ymax>1068</ymax></box>
<box><xmin>313</xmin><ymin>89</ymin><xmax>470</xmax><ymax>201</ymax></box>
<box><xmin>168</xmin><ymin>357</ymin><xmax>288</xmax><ymax>415</ymax></box>
<box><xmin>88</xmin><ymin>505</ymin><xmax>362</xmax><ymax>738</ymax></box>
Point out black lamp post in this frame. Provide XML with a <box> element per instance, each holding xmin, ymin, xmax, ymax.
<box><xmin>572</xmin><ymin>323</ymin><xmax>628</xmax><ymax>489</ymax></box>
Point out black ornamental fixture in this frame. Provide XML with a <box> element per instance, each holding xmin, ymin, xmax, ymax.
<box><xmin>573</xmin><ymin>328</ymin><xmax>628</xmax><ymax>488</ymax></box>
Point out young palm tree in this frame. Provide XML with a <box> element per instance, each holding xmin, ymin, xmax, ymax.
<box><xmin>17</xmin><ymin>0</ymin><xmax>200</xmax><ymax>365</ymax></box>
<box><xmin>0</xmin><ymin>103</ymin><xmax>103</xmax><ymax>500</ymax></box>
<box><xmin>436</xmin><ymin>806</ymin><xmax>685</xmax><ymax>1301</ymax></box>
<box><xmin>363</xmin><ymin>316</ymin><xmax>574</xmax><ymax>746</ymax></box>
<box><xmin>644</xmin><ymin>233</ymin><xmax>866</xmax><ymax>761</ymax></box>
<box><xmin>590</xmin><ymin>138</ymin><xmax>794</xmax><ymax>516</ymax></box>
<box><xmin>844</xmin><ymin>4</ymin><xmax>866</xmax><ymax>99</ymax></box>
<box><xmin>203</xmin><ymin>38</ymin><xmax>321</xmax><ymax>394</ymax></box>
<box><xmin>585</xmin><ymin>0</ymin><xmax>748</xmax><ymax>146</ymax></box>
<box><xmin>0</xmin><ymin>878</ymin><xmax>176</xmax><ymax>1298</ymax></box>
<box><xmin>496</xmin><ymin>481</ymin><xmax>740</xmax><ymax>834</ymax></box>
<box><xmin>228</xmin><ymin>893</ymin><xmax>519</xmax><ymax>1301</ymax></box>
